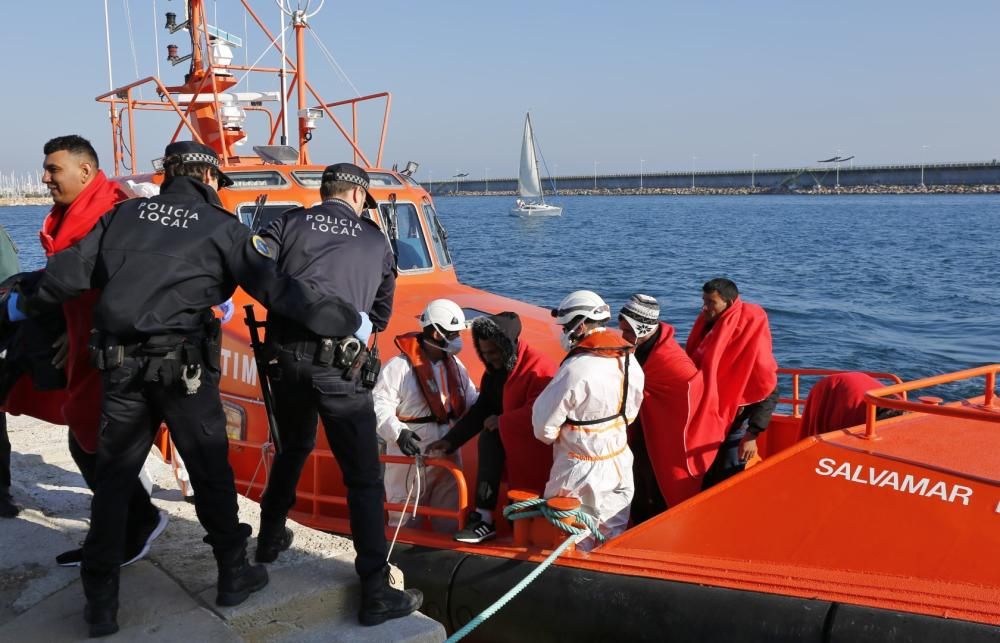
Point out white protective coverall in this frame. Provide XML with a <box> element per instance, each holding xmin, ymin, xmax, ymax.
<box><xmin>374</xmin><ymin>354</ymin><xmax>478</xmax><ymax>531</ymax></box>
<box><xmin>532</xmin><ymin>334</ymin><xmax>644</xmax><ymax>546</ymax></box>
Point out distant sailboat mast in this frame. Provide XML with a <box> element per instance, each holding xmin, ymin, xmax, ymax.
<box><xmin>518</xmin><ymin>114</ymin><xmax>546</xmax><ymax>205</ymax></box>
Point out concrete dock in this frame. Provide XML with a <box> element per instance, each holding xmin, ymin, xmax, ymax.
<box><xmin>0</xmin><ymin>415</ymin><xmax>445</xmax><ymax>642</ymax></box>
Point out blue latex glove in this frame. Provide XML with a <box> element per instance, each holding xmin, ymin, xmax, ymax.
<box><xmin>6</xmin><ymin>292</ymin><xmax>26</xmax><ymax>322</ymax></box>
<box><xmin>354</xmin><ymin>311</ymin><xmax>372</xmax><ymax>344</ymax></box>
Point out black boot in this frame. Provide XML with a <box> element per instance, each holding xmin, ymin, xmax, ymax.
<box><xmin>359</xmin><ymin>566</ymin><xmax>423</xmax><ymax>626</ymax></box>
<box><xmin>0</xmin><ymin>487</ymin><xmax>19</xmax><ymax>518</ymax></box>
<box><xmin>81</xmin><ymin>568</ymin><xmax>119</xmax><ymax>638</ymax></box>
<box><xmin>215</xmin><ymin>543</ymin><xmax>269</xmax><ymax>607</ymax></box>
<box><xmin>255</xmin><ymin>524</ymin><xmax>294</xmax><ymax>563</ymax></box>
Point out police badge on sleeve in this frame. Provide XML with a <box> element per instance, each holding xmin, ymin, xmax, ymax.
<box><xmin>252</xmin><ymin>235</ymin><xmax>274</xmax><ymax>258</ymax></box>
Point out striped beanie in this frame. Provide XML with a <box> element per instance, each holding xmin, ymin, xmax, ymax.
<box><xmin>619</xmin><ymin>294</ymin><xmax>660</xmax><ymax>339</ymax></box>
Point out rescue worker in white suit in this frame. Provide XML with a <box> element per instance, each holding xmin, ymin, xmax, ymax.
<box><xmin>532</xmin><ymin>290</ymin><xmax>644</xmax><ymax>548</ymax></box>
<box><xmin>374</xmin><ymin>299</ymin><xmax>478</xmax><ymax>531</ymax></box>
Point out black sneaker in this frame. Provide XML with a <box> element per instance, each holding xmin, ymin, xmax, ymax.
<box><xmin>453</xmin><ymin>513</ymin><xmax>496</xmax><ymax>544</ymax></box>
<box><xmin>122</xmin><ymin>510</ymin><xmax>169</xmax><ymax>566</ymax></box>
<box><xmin>58</xmin><ymin>511</ymin><xmax>169</xmax><ymax>568</ymax></box>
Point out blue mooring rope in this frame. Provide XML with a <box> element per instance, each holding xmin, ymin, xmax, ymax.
<box><xmin>444</xmin><ymin>499</ymin><xmax>604</xmax><ymax>643</ymax></box>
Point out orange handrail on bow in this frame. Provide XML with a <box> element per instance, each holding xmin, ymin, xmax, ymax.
<box><xmin>863</xmin><ymin>364</ymin><xmax>999</xmax><ymax>439</ymax></box>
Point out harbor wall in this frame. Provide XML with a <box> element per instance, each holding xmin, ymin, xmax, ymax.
<box><xmin>424</xmin><ymin>161</ymin><xmax>1000</xmax><ymax>195</ymax></box>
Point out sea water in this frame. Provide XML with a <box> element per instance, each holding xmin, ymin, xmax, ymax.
<box><xmin>3</xmin><ymin>194</ymin><xmax>998</xmax><ymax>396</ymax></box>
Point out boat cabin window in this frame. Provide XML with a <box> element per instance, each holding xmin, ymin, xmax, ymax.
<box><xmin>225</xmin><ymin>171</ymin><xmax>289</xmax><ymax>190</ymax></box>
<box><xmin>291</xmin><ymin>170</ymin><xmax>402</xmax><ymax>188</ymax></box>
<box><xmin>378</xmin><ymin>202</ymin><xmax>432</xmax><ymax>271</ymax></box>
<box><xmin>367</xmin><ymin>172</ymin><xmax>403</xmax><ymax>187</ymax></box>
<box><xmin>422</xmin><ymin>202</ymin><xmax>453</xmax><ymax>267</ymax></box>
<box><xmin>400</xmin><ymin>174</ymin><xmax>422</xmax><ymax>188</ymax></box>
<box><xmin>236</xmin><ymin>202</ymin><xmax>301</xmax><ymax>231</ymax></box>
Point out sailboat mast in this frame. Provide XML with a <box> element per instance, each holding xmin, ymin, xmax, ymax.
<box><xmin>526</xmin><ymin>113</ymin><xmax>546</xmax><ymax>205</ymax></box>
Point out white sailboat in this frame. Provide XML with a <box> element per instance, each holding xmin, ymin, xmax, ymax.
<box><xmin>510</xmin><ymin>113</ymin><xmax>562</xmax><ymax>217</ymax></box>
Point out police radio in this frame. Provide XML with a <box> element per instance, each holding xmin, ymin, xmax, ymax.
<box><xmin>360</xmin><ymin>335</ymin><xmax>381</xmax><ymax>389</ymax></box>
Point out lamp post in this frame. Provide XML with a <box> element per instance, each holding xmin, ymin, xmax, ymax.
<box><xmin>920</xmin><ymin>145</ymin><xmax>928</xmax><ymax>187</ymax></box>
<box><xmin>485</xmin><ymin>167</ymin><xmax>489</xmax><ymax>195</ymax></box>
<box><xmin>553</xmin><ymin>163</ymin><xmax>558</xmax><ymax>193</ymax></box>
<box><xmin>835</xmin><ymin>148</ymin><xmax>841</xmax><ymax>188</ymax></box>
<box><xmin>691</xmin><ymin>156</ymin><xmax>697</xmax><ymax>190</ymax></box>
<box><xmin>429</xmin><ymin>169</ymin><xmax>433</xmax><ymax>194</ymax></box>
<box><xmin>751</xmin><ymin>153</ymin><xmax>758</xmax><ymax>189</ymax></box>
<box><xmin>640</xmin><ymin>159</ymin><xmax>645</xmax><ymax>192</ymax></box>
<box><xmin>593</xmin><ymin>161</ymin><xmax>599</xmax><ymax>191</ymax></box>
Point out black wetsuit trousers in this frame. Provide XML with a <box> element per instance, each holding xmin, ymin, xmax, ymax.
<box><xmin>259</xmin><ymin>348</ymin><xmax>388</xmax><ymax>581</ymax></box>
<box><xmin>475</xmin><ymin>427</ymin><xmax>505</xmax><ymax>513</ymax></box>
<box><xmin>82</xmin><ymin>357</ymin><xmax>244</xmax><ymax>578</ymax></box>
<box><xmin>67</xmin><ymin>428</ymin><xmax>160</xmax><ymax>544</ymax></box>
<box><xmin>702</xmin><ymin>386</ymin><xmax>780</xmax><ymax>490</ymax></box>
<box><xmin>629</xmin><ymin>424</ymin><xmax>667</xmax><ymax>524</ymax></box>
<box><xmin>0</xmin><ymin>414</ymin><xmax>10</xmax><ymax>490</ymax></box>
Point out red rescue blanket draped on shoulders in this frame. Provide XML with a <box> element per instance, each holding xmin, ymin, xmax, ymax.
<box><xmin>4</xmin><ymin>172</ymin><xmax>127</xmax><ymax>452</ymax></box>
<box><xmin>497</xmin><ymin>341</ymin><xmax>557</xmax><ymax>494</ymax></box>
<box><xmin>800</xmin><ymin>372</ymin><xmax>885</xmax><ymax>437</ymax></box>
<box><xmin>683</xmin><ymin>298</ymin><xmax>777</xmax><ymax>478</ymax></box>
<box><xmin>636</xmin><ymin>322</ymin><xmax>703</xmax><ymax>506</ymax></box>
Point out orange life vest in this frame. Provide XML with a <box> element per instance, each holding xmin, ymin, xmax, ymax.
<box><xmin>564</xmin><ymin>329</ymin><xmax>634</xmax><ymax>427</ymax></box>
<box><xmin>394</xmin><ymin>332</ymin><xmax>468</xmax><ymax>424</ymax></box>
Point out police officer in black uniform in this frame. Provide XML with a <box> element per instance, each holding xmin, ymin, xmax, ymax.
<box><xmin>9</xmin><ymin>142</ymin><xmax>362</xmax><ymax>638</ymax></box>
<box><xmin>254</xmin><ymin>163</ymin><xmax>422</xmax><ymax>626</ymax></box>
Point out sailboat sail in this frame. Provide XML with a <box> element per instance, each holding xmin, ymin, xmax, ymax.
<box><xmin>517</xmin><ymin>115</ymin><xmax>543</xmax><ymax>199</ymax></box>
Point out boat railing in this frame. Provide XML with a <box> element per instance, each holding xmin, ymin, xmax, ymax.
<box><xmin>862</xmin><ymin>364</ymin><xmax>1000</xmax><ymax>439</ymax></box>
<box><xmin>777</xmin><ymin>367</ymin><xmax>904</xmax><ymax>417</ymax></box>
<box><xmin>238</xmin><ymin>446</ymin><xmax>471</xmax><ymax>530</ymax></box>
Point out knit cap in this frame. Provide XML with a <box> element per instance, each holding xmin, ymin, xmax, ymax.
<box><xmin>619</xmin><ymin>294</ymin><xmax>660</xmax><ymax>339</ymax></box>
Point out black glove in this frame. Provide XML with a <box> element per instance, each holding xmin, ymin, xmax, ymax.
<box><xmin>396</xmin><ymin>429</ymin><xmax>422</xmax><ymax>456</ymax></box>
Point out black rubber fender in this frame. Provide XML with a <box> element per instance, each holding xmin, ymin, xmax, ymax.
<box><xmin>392</xmin><ymin>545</ymin><xmax>1000</xmax><ymax>642</ymax></box>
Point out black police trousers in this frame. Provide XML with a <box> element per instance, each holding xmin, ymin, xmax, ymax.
<box><xmin>260</xmin><ymin>348</ymin><xmax>388</xmax><ymax>581</ymax></box>
<box><xmin>1</xmin><ymin>413</ymin><xmax>10</xmax><ymax>490</ymax></box>
<box><xmin>82</xmin><ymin>356</ymin><xmax>244</xmax><ymax>577</ymax></box>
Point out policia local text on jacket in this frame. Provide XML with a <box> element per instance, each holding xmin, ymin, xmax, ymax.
<box><xmin>14</xmin><ymin>173</ymin><xmax>361</xmax><ymax>635</ymax></box>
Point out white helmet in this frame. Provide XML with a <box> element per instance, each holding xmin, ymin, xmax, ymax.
<box><xmin>551</xmin><ymin>290</ymin><xmax>611</xmax><ymax>326</ymax></box>
<box><xmin>419</xmin><ymin>299</ymin><xmax>467</xmax><ymax>332</ymax></box>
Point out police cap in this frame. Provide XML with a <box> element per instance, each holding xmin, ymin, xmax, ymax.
<box><xmin>322</xmin><ymin>162</ymin><xmax>378</xmax><ymax>209</ymax></box>
<box><xmin>163</xmin><ymin>141</ymin><xmax>234</xmax><ymax>188</ymax></box>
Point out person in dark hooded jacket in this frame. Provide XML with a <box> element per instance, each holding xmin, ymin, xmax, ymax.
<box><xmin>426</xmin><ymin>312</ymin><xmax>556</xmax><ymax>543</ymax></box>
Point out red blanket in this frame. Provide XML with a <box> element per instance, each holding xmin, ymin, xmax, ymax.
<box><xmin>635</xmin><ymin>322</ymin><xmax>704</xmax><ymax>506</ymax></box>
<box><xmin>684</xmin><ymin>298</ymin><xmax>777</xmax><ymax>477</ymax></box>
<box><xmin>498</xmin><ymin>341</ymin><xmax>556</xmax><ymax>494</ymax></box>
<box><xmin>4</xmin><ymin>172</ymin><xmax>126</xmax><ymax>452</ymax></box>
<box><xmin>800</xmin><ymin>372</ymin><xmax>885</xmax><ymax>437</ymax></box>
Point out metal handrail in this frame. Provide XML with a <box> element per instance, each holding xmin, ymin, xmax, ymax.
<box><xmin>307</xmin><ymin>449</ymin><xmax>469</xmax><ymax>529</ymax></box>
<box><xmin>777</xmin><ymin>368</ymin><xmax>904</xmax><ymax>417</ymax></box>
<box><xmin>862</xmin><ymin>364</ymin><xmax>1000</xmax><ymax>439</ymax></box>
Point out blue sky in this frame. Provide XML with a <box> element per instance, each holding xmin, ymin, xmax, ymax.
<box><xmin>2</xmin><ymin>1</ymin><xmax>998</xmax><ymax>181</ymax></box>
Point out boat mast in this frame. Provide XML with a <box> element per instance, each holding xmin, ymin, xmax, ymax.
<box><xmin>526</xmin><ymin>113</ymin><xmax>546</xmax><ymax>205</ymax></box>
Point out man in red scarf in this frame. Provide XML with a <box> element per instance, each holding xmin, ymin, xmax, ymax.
<box><xmin>5</xmin><ymin>136</ymin><xmax>164</xmax><ymax>564</ymax></box>
<box><xmin>685</xmin><ymin>278</ymin><xmax>778</xmax><ymax>490</ymax></box>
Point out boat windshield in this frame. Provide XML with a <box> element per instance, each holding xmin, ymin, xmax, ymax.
<box><xmin>236</xmin><ymin>202</ymin><xmax>301</xmax><ymax>231</ymax></box>
<box><xmin>226</xmin><ymin>171</ymin><xmax>289</xmax><ymax>190</ymax></box>
<box><xmin>291</xmin><ymin>170</ymin><xmax>402</xmax><ymax>188</ymax></box>
<box><xmin>422</xmin><ymin>202</ymin><xmax>452</xmax><ymax>268</ymax></box>
<box><xmin>379</xmin><ymin>202</ymin><xmax>432</xmax><ymax>271</ymax></box>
